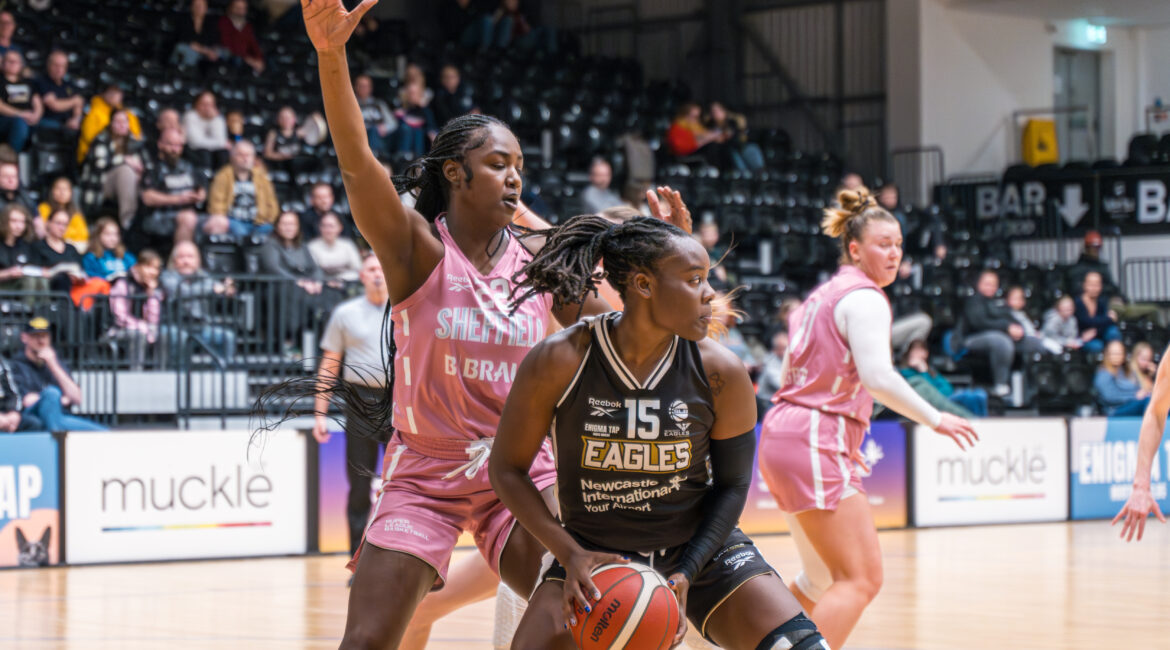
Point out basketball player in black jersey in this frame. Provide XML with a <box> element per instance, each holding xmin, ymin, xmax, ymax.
<box><xmin>490</xmin><ymin>215</ymin><xmax>829</xmax><ymax>650</ymax></box>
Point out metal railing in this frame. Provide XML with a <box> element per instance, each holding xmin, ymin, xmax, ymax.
<box><xmin>0</xmin><ymin>275</ymin><xmax>358</xmax><ymax>426</ymax></box>
<box><xmin>1122</xmin><ymin>258</ymin><xmax>1170</xmax><ymax>303</ymax></box>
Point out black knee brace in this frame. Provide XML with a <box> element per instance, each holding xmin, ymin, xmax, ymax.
<box><xmin>755</xmin><ymin>613</ymin><xmax>831</xmax><ymax>650</ymax></box>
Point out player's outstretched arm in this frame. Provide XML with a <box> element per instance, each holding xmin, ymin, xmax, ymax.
<box><xmin>489</xmin><ymin>327</ymin><xmax>626</xmax><ymax>625</ymax></box>
<box><xmin>302</xmin><ymin>0</ymin><xmax>441</xmax><ymax>300</ymax></box>
<box><xmin>842</xmin><ymin>289</ymin><xmax>978</xmax><ymax>450</ymax></box>
<box><xmin>1113</xmin><ymin>342</ymin><xmax>1170</xmax><ymax>541</ymax></box>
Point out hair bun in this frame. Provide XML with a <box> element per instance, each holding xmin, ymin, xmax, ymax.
<box><xmin>839</xmin><ymin>189</ymin><xmax>874</xmax><ymax>215</ymax></box>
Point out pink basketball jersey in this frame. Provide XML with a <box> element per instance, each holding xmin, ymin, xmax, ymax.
<box><xmin>389</xmin><ymin>218</ymin><xmax>553</xmax><ymax>441</ymax></box>
<box><xmin>775</xmin><ymin>264</ymin><xmax>888</xmax><ymax>426</ymax></box>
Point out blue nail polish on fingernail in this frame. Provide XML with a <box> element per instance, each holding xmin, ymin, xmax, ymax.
<box><xmin>585</xmin><ymin>605</ymin><xmax>591</xmax><ymax>612</ymax></box>
<box><xmin>668</xmin><ymin>580</ymin><xmax>675</xmax><ymax>586</ymax></box>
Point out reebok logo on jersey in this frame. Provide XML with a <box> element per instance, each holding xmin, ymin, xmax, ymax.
<box><xmin>722</xmin><ymin>550</ymin><xmax>755</xmax><ymax>571</ymax></box>
<box><xmin>590</xmin><ymin>406</ymin><xmax>617</xmax><ymax>417</ymax></box>
<box><xmin>446</xmin><ymin>275</ymin><xmax>473</xmax><ymax>293</ymax></box>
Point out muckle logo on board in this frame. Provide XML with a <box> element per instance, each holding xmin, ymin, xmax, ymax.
<box><xmin>65</xmin><ymin>431</ymin><xmax>307</xmax><ymax>564</ymax></box>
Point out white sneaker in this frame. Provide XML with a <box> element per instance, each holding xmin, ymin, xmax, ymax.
<box><xmin>991</xmin><ymin>384</ymin><xmax>1011</xmax><ymax>397</ymax></box>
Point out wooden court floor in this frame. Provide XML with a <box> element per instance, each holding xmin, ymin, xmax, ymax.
<box><xmin>4</xmin><ymin>520</ymin><xmax>1170</xmax><ymax>649</ymax></box>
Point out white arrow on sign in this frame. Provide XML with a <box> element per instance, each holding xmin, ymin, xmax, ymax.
<box><xmin>1057</xmin><ymin>184</ymin><xmax>1090</xmax><ymax>227</ymax></box>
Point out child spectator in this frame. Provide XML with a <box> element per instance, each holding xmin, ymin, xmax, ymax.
<box><xmin>82</xmin><ymin>218</ymin><xmax>136</xmax><ymax>281</ymax></box>
<box><xmin>1041</xmin><ymin>295</ymin><xmax>1085</xmax><ymax>350</ymax></box>
<box><xmin>30</xmin><ymin>208</ymin><xmax>84</xmax><ymax>292</ymax></box>
<box><xmin>0</xmin><ymin>204</ymin><xmax>45</xmax><ymax>291</ymax></box>
<box><xmin>108</xmin><ymin>250</ymin><xmax>165</xmax><ymax>370</ymax></box>
<box><xmin>37</xmin><ymin>177</ymin><xmax>87</xmax><ymax>253</ymax></box>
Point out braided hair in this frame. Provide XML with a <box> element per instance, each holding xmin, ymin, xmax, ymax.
<box><xmin>253</xmin><ymin>116</ymin><xmax>522</xmax><ymax>454</ymax></box>
<box><xmin>511</xmin><ymin>215</ymin><xmax>690</xmax><ymax>312</ymax></box>
<box><xmin>391</xmin><ymin>113</ymin><xmax>509</xmax><ymax>221</ymax></box>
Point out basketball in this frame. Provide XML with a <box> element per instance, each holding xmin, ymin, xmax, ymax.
<box><xmin>569</xmin><ymin>563</ymin><xmax>681</xmax><ymax>650</ymax></box>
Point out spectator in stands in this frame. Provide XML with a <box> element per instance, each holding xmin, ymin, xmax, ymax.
<box><xmin>431</xmin><ymin>64</ymin><xmax>476</xmax><ymax>127</ymax></box>
<box><xmin>1095</xmin><ymin>340</ymin><xmax>1151</xmax><ymax>417</ymax></box>
<box><xmin>1005</xmin><ymin>285</ymin><xmax>1063</xmax><ymax>354</ymax></box>
<box><xmin>263</xmin><ymin>106</ymin><xmax>313</xmax><ymax>177</ymax></box>
<box><xmin>393</xmin><ymin>81</ymin><xmax>436</xmax><ymax>157</ymax></box>
<box><xmin>353</xmin><ymin>74</ymin><xmax>394</xmax><ymax>159</ymax></box>
<box><xmin>755</xmin><ymin>326</ymin><xmax>788</xmax><ymax>419</ymax></box>
<box><xmin>37</xmin><ymin>178</ymin><xmax>87</xmax><ymax>253</ymax></box>
<box><xmin>839</xmin><ymin>172</ymin><xmax>864</xmax><ymax>193</ymax></box>
<box><xmin>0</xmin><ymin>160</ymin><xmax>34</xmax><ymax>214</ymax></box>
<box><xmin>35</xmin><ymin>51</ymin><xmax>82</xmax><ymax>135</ymax></box>
<box><xmin>697</xmin><ymin>220</ymin><xmax>730</xmax><ymax>288</ymax></box>
<box><xmin>0</xmin><ymin>354</ymin><xmax>26</xmax><ymax>431</ymax></box>
<box><xmin>1132</xmin><ymin>341</ymin><xmax>1157</xmax><ymax>395</ymax></box>
<box><xmin>962</xmin><ymin>269</ymin><xmax>1046</xmax><ymax>397</ymax></box>
<box><xmin>1040</xmin><ymin>295</ymin><xmax>1085</xmax><ymax>350</ymax></box>
<box><xmin>899</xmin><ymin>339</ymin><xmax>986</xmax><ymax>417</ymax></box>
<box><xmin>108</xmin><ymin>249</ymin><xmax>165</xmax><ymax>370</ymax></box>
<box><xmin>438</xmin><ymin>0</ymin><xmax>491</xmax><ymax>50</ymax></box>
<box><xmin>0</xmin><ymin>204</ymin><xmax>44</xmax><ymax>291</ymax></box>
<box><xmin>183</xmin><ymin>90</ymin><xmax>230</xmax><ymax>170</ymax></box>
<box><xmin>583</xmin><ymin>158</ymin><xmax>623</xmax><ymax>214</ymax></box>
<box><xmin>12</xmin><ymin>316</ymin><xmax>106</xmax><ymax>432</ymax></box>
<box><xmin>404</xmin><ymin>63</ymin><xmax>433</xmax><ymax>106</ymax></box>
<box><xmin>82</xmin><ymin>218</ymin><xmax>135</xmax><ymax>281</ymax></box>
<box><xmin>140</xmin><ymin>127</ymin><xmax>204</xmax><ymax>245</ymax></box>
<box><xmin>204</xmin><ymin>140</ymin><xmax>278</xmax><ymax>237</ymax></box>
<box><xmin>0</xmin><ymin>50</ymin><xmax>40</xmax><ymax>152</ymax></box>
<box><xmin>1075</xmin><ymin>270</ymin><xmax>1121</xmax><ymax>353</ymax></box>
<box><xmin>1070</xmin><ymin>230</ymin><xmax>1117</xmax><ymax>295</ymax></box>
<box><xmin>226</xmin><ymin>109</ymin><xmax>248</xmax><ymax>145</ymax></box>
<box><xmin>78</xmin><ymin>84</ymin><xmax>141</xmax><ymax>164</ymax></box>
<box><xmin>260</xmin><ymin>210</ymin><xmax>325</xmax><ymax>290</ymax></box>
<box><xmin>876</xmin><ymin>182</ymin><xmax>908</xmax><ymax>233</ymax></box>
<box><xmin>32</xmin><ymin>208</ymin><xmax>85</xmax><ymax>292</ymax></box>
<box><xmin>156</xmin><ymin>108</ymin><xmax>183</xmax><ymax>138</ymax></box>
<box><xmin>172</xmin><ymin>0</ymin><xmax>222</xmax><ymax>69</ymax></box>
<box><xmin>300</xmin><ymin>182</ymin><xmax>339</xmax><ymax>240</ymax></box>
<box><xmin>308</xmin><ymin>211</ymin><xmax>363</xmax><ymax>283</ymax></box>
<box><xmin>706</xmin><ymin>102</ymin><xmax>764</xmax><ymax>173</ymax></box>
<box><xmin>79</xmin><ymin>109</ymin><xmax>145</xmax><ymax>228</ymax></box>
<box><xmin>219</xmin><ymin>0</ymin><xmax>265</xmax><ymax>74</ymax></box>
<box><xmin>490</xmin><ymin>0</ymin><xmax>556</xmax><ymax>52</ymax></box>
<box><xmin>712</xmin><ymin>293</ymin><xmax>754</xmax><ymax>366</ymax></box>
<box><xmin>889</xmin><ymin>259</ymin><xmax>934</xmax><ymax>354</ymax></box>
<box><xmin>0</xmin><ymin>12</ymin><xmax>19</xmax><ymax>58</ymax></box>
<box><xmin>666</xmin><ymin>102</ymin><xmax>734</xmax><ymax>168</ymax></box>
<box><xmin>160</xmin><ymin>241</ymin><xmax>236</xmax><ymax>362</ymax></box>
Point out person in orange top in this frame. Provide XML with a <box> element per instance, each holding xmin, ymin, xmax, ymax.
<box><xmin>36</xmin><ymin>177</ymin><xmax>88</xmax><ymax>252</ymax></box>
<box><xmin>666</xmin><ymin>102</ymin><xmax>732</xmax><ymax>167</ymax></box>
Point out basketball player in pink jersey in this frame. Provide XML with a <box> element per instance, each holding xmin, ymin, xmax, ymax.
<box><xmin>300</xmin><ymin>2</ymin><xmax>615</xmax><ymax>647</ymax></box>
<box><xmin>759</xmin><ymin>189</ymin><xmax>978</xmax><ymax>648</ymax></box>
<box><xmin>1114</xmin><ymin>341</ymin><xmax>1170</xmax><ymax>541</ymax></box>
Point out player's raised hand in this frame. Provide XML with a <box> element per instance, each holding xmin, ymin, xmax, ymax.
<box><xmin>1112</xmin><ymin>484</ymin><xmax>1167</xmax><ymax>542</ymax></box>
<box><xmin>933</xmin><ymin>412</ymin><xmax>978</xmax><ymax>450</ymax></box>
<box><xmin>301</xmin><ymin>0</ymin><xmax>378</xmax><ymax>53</ymax></box>
<box><xmin>647</xmin><ymin>185</ymin><xmax>692</xmax><ymax>234</ymax></box>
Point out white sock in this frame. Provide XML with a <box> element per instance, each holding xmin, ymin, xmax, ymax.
<box><xmin>492</xmin><ymin>581</ymin><xmax>527</xmax><ymax>650</ymax></box>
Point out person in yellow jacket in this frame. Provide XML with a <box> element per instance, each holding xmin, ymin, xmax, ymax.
<box><xmin>202</xmin><ymin>140</ymin><xmax>278</xmax><ymax>237</ymax></box>
<box><xmin>36</xmin><ymin>177</ymin><xmax>88</xmax><ymax>252</ymax></box>
<box><xmin>77</xmin><ymin>85</ymin><xmax>142</xmax><ymax>163</ymax></box>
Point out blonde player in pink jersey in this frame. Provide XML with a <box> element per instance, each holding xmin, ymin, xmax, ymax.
<box><xmin>296</xmin><ymin>2</ymin><xmax>621</xmax><ymax>647</ymax></box>
<box><xmin>759</xmin><ymin>188</ymin><xmax>978</xmax><ymax>648</ymax></box>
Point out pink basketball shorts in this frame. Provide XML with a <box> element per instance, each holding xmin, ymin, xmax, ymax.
<box><xmin>758</xmin><ymin>401</ymin><xmax>866</xmax><ymax>513</ymax></box>
<box><xmin>347</xmin><ymin>431</ymin><xmax>557</xmax><ymax>588</ymax></box>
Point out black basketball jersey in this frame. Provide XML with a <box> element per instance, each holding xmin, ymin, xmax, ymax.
<box><xmin>552</xmin><ymin>313</ymin><xmax>716</xmax><ymax>552</ymax></box>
